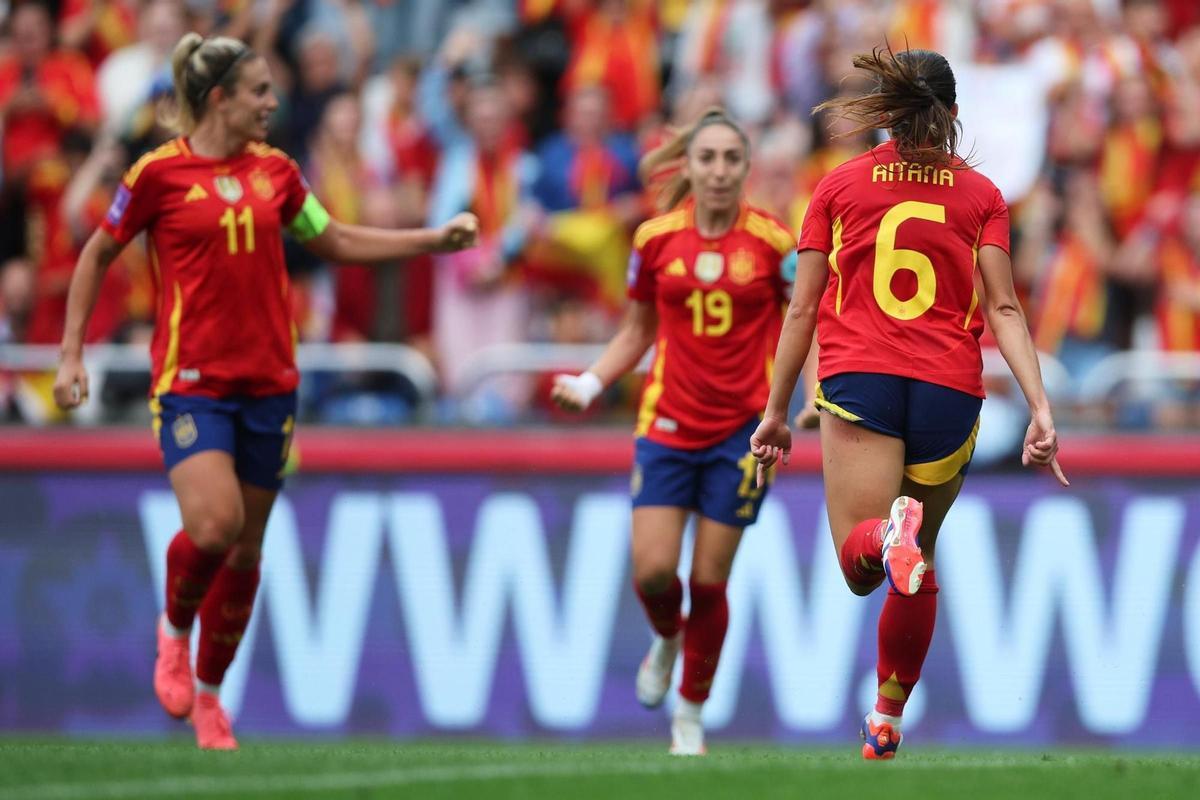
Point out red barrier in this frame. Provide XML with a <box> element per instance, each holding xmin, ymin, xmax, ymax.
<box><xmin>0</xmin><ymin>426</ymin><xmax>1191</xmax><ymax>474</ymax></box>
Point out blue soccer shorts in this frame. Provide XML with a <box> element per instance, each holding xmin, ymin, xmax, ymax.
<box><xmin>153</xmin><ymin>392</ymin><xmax>297</xmax><ymax>490</ymax></box>
<box><xmin>631</xmin><ymin>416</ymin><xmax>769</xmax><ymax>528</ymax></box>
<box><xmin>815</xmin><ymin>372</ymin><xmax>981</xmax><ymax>486</ymax></box>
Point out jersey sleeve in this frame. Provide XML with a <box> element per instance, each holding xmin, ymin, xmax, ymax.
<box><xmin>101</xmin><ymin>164</ymin><xmax>160</xmax><ymax>245</ymax></box>
<box><xmin>979</xmin><ymin>186</ymin><xmax>1010</xmax><ymax>254</ymax></box>
<box><xmin>797</xmin><ymin>176</ymin><xmax>834</xmax><ymax>254</ymax></box>
<box><xmin>626</xmin><ymin>240</ymin><xmax>656</xmax><ymax>302</ymax></box>
<box><xmin>281</xmin><ymin>160</ymin><xmax>331</xmax><ymax>243</ymax></box>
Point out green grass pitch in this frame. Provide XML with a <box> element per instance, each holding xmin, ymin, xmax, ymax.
<box><xmin>1</xmin><ymin>739</ymin><xmax>1197</xmax><ymax>800</ymax></box>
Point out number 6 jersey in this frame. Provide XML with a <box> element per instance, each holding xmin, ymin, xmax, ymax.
<box><xmin>627</xmin><ymin>199</ymin><xmax>795</xmax><ymax>449</ymax></box>
<box><xmin>101</xmin><ymin>137</ymin><xmax>331</xmax><ymax>400</ymax></box>
<box><xmin>798</xmin><ymin>140</ymin><xmax>1010</xmax><ymax>398</ymax></box>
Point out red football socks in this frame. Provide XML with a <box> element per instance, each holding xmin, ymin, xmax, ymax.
<box><xmin>679</xmin><ymin>581</ymin><xmax>729</xmax><ymax>703</ymax></box>
<box><xmin>164</xmin><ymin>530</ymin><xmax>226</xmax><ymax>631</ymax></box>
<box><xmin>839</xmin><ymin>517</ymin><xmax>886</xmax><ymax>589</ymax></box>
<box><xmin>874</xmin><ymin>569</ymin><xmax>939</xmax><ymax>717</ymax></box>
<box><xmin>635</xmin><ymin>575</ymin><xmax>684</xmax><ymax>638</ymax></box>
<box><xmin>195</xmin><ymin>562</ymin><xmax>261</xmax><ymax>686</ymax></box>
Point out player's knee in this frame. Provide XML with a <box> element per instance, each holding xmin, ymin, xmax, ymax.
<box><xmin>189</xmin><ymin>508</ymin><xmax>244</xmax><ymax>551</ymax></box>
<box><xmin>842</xmin><ymin>575</ymin><xmax>879</xmax><ymax>597</ymax></box>
<box><xmin>225</xmin><ymin>540</ymin><xmax>261</xmax><ymax>570</ymax></box>
<box><xmin>633</xmin><ymin>564</ymin><xmax>678</xmax><ymax>595</ymax></box>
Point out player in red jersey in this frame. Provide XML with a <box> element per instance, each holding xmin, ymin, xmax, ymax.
<box><xmin>51</xmin><ymin>33</ymin><xmax>477</xmax><ymax>750</ymax></box>
<box><xmin>552</xmin><ymin>109</ymin><xmax>795</xmax><ymax>755</ymax></box>
<box><xmin>751</xmin><ymin>48</ymin><xmax>1069</xmax><ymax>759</ymax></box>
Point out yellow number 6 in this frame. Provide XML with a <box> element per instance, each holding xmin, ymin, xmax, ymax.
<box><xmin>874</xmin><ymin>201</ymin><xmax>944</xmax><ymax>321</ymax></box>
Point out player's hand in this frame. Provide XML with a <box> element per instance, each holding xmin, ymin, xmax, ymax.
<box><xmin>1022</xmin><ymin>406</ymin><xmax>1068</xmax><ymax>487</ymax></box>
<box><xmin>438</xmin><ymin>212</ymin><xmax>479</xmax><ymax>252</ymax></box>
<box><xmin>53</xmin><ymin>355</ymin><xmax>89</xmax><ymax>410</ymax></box>
<box><xmin>793</xmin><ymin>402</ymin><xmax>820</xmax><ymax>430</ymax></box>
<box><xmin>750</xmin><ymin>414</ymin><xmax>791</xmax><ymax>488</ymax></box>
<box><xmin>550</xmin><ymin>372</ymin><xmax>603</xmax><ymax>412</ymax></box>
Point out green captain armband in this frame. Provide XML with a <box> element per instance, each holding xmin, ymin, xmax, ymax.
<box><xmin>287</xmin><ymin>193</ymin><xmax>331</xmax><ymax>242</ymax></box>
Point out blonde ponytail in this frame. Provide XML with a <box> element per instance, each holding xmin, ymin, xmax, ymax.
<box><xmin>164</xmin><ymin>33</ymin><xmax>252</xmax><ymax>134</ymax></box>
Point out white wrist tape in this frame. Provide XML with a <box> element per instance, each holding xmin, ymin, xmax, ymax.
<box><xmin>562</xmin><ymin>371</ymin><xmax>604</xmax><ymax>409</ymax></box>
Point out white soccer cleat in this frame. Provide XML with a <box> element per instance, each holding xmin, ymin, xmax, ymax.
<box><xmin>881</xmin><ymin>496</ymin><xmax>926</xmax><ymax>596</ymax></box>
<box><xmin>669</xmin><ymin>698</ymin><xmax>706</xmax><ymax>756</ymax></box>
<box><xmin>636</xmin><ymin>632</ymin><xmax>681</xmax><ymax>709</ymax></box>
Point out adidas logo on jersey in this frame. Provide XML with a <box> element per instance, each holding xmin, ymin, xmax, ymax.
<box><xmin>665</xmin><ymin>258</ymin><xmax>687</xmax><ymax>277</ymax></box>
<box><xmin>184</xmin><ymin>184</ymin><xmax>209</xmax><ymax>202</ymax></box>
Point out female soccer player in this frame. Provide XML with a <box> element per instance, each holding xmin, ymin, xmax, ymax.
<box><xmin>552</xmin><ymin>109</ymin><xmax>796</xmax><ymax>755</ymax></box>
<box><xmin>751</xmin><ymin>48</ymin><xmax>1068</xmax><ymax>760</ymax></box>
<box><xmin>51</xmin><ymin>33</ymin><xmax>478</xmax><ymax>749</ymax></box>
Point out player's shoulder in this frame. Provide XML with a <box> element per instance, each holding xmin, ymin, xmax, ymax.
<box><xmin>956</xmin><ymin>161</ymin><xmax>1004</xmax><ymax>199</ymax></box>
<box><xmin>122</xmin><ymin>138</ymin><xmax>187</xmax><ymax>188</ymax></box>
<box><xmin>633</xmin><ymin>206</ymin><xmax>691</xmax><ymax>251</ymax></box>
<box><xmin>245</xmin><ymin>141</ymin><xmax>300</xmax><ymax>171</ymax></box>
<box><xmin>741</xmin><ymin>205</ymin><xmax>796</xmax><ymax>257</ymax></box>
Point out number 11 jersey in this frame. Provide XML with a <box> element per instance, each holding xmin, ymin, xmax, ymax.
<box><xmin>798</xmin><ymin>140</ymin><xmax>1010</xmax><ymax>398</ymax></box>
<box><xmin>102</xmin><ymin>137</ymin><xmax>324</xmax><ymax>400</ymax></box>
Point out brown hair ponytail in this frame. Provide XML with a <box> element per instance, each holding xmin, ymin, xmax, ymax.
<box><xmin>816</xmin><ymin>46</ymin><xmax>967</xmax><ymax>167</ymax></box>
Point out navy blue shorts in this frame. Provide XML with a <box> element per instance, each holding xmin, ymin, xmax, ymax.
<box><xmin>153</xmin><ymin>392</ymin><xmax>297</xmax><ymax>490</ymax></box>
<box><xmin>631</xmin><ymin>416</ymin><xmax>769</xmax><ymax>528</ymax></box>
<box><xmin>815</xmin><ymin>373</ymin><xmax>981</xmax><ymax>486</ymax></box>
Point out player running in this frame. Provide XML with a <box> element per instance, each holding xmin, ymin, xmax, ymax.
<box><xmin>751</xmin><ymin>47</ymin><xmax>1069</xmax><ymax>760</ymax></box>
<box><xmin>552</xmin><ymin>109</ymin><xmax>795</xmax><ymax>755</ymax></box>
<box><xmin>52</xmin><ymin>33</ymin><xmax>477</xmax><ymax>750</ymax></box>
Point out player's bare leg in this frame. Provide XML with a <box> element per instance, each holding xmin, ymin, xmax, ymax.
<box><xmin>669</xmin><ymin>517</ymin><xmax>743</xmax><ymax>756</ymax></box>
<box><xmin>820</xmin><ymin>414</ymin><xmax>905</xmax><ymax>595</ymax></box>
<box><xmin>631</xmin><ymin>507</ymin><xmax>687</xmax><ymax>709</ymax></box>
<box><xmin>863</xmin><ymin>473</ymin><xmax>964</xmax><ymax>759</ymax></box>
<box><xmin>192</xmin><ymin>482</ymin><xmax>276</xmax><ymax>751</ymax></box>
<box><xmin>156</xmin><ymin>451</ymin><xmax>243</xmax><ymax>720</ymax></box>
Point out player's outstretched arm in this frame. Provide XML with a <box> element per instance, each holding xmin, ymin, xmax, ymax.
<box><xmin>54</xmin><ymin>229</ymin><xmax>126</xmax><ymax>410</ymax></box>
<box><xmin>751</xmin><ymin>249</ymin><xmax>825</xmax><ymax>483</ymax></box>
<box><xmin>978</xmin><ymin>243</ymin><xmax>1069</xmax><ymax>487</ymax></box>
<box><xmin>551</xmin><ymin>300</ymin><xmax>658</xmax><ymax>412</ymax></box>
<box><xmin>303</xmin><ymin>212</ymin><xmax>479</xmax><ymax>264</ymax></box>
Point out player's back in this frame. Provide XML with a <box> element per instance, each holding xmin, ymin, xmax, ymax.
<box><xmin>798</xmin><ymin>140</ymin><xmax>1010</xmax><ymax>398</ymax></box>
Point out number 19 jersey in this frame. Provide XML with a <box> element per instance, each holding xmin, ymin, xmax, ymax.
<box><xmin>628</xmin><ymin>200</ymin><xmax>794</xmax><ymax>449</ymax></box>
<box><xmin>798</xmin><ymin>140</ymin><xmax>1010</xmax><ymax>398</ymax></box>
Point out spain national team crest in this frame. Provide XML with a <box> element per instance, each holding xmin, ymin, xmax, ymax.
<box><xmin>730</xmin><ymin>249</ymin><xmax>755</xmax><ymax>285</ymax></box>
<box><xmin>249</xmin><ymin>169</ymin><xmax>275</xmax><ymax>201</ymax></box>
<box><xmin>172</xmin><ymin>414</ymin><xmax>199</xmax><ymax>449</ymax></box>
<box><xmin>213</xmin><ymin>175</ymin><xmax>244</xmax><ymax>204</ymax></box>
<box><xmin>694</xmin><ymin>251</ymin><xmax>724</xmax><ymax>284</ymax></box>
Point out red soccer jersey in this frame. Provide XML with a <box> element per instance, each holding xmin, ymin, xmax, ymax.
<box><xmin>628</xmin><ymin>200</ymin><xmax>794</xmax><ymax>449</ymax></box>
<box><xmin>798</xmin><ymin>140</ymin><xmax>1010</xmax><ymax>398</ymax></box>
<box><xmin>102</xmin><ymin>137</ymin><xmax>313</xmax><ymax>399</ymax></box>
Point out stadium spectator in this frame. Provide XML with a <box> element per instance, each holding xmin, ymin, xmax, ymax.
<box><xmin>528</xmin><ymin>84</ymin><xmax>642</xmax><ymax>309</ymax></box>
<box><xmin>558</xmin><ymin>0</ymin><xmax>661</xmax><ymax>131</ymax></box>
<box><xmin>95</xmin><ymin>0</ymin><xmax>185</xmax><ymax>137</ymax></box>
<box><xmin>0</xmin><ymin>1</ymin><xmax>99</xmax><ymax>181</ymax></box>
<box><xmin>670</xmin><ymin>0</ymin><xmax>775</xmax><ymax>125</ymax></box>
<box><xmin>552</xmin><ymin>108</ymin><xmax>796</xmax><ymax>755</ymax></box>
<box><xmin>427</xmin><ymin>74</ymin><xmax>539</xmax><ymax>420</ymax></box>
<box><xmin>51</xmin><ymin>32</ymin><xmax>479</xmax><ymax>750</ymax></box>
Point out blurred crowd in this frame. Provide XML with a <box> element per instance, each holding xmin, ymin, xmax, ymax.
<box><xmin>0</xmin><ymin>0</ymin><xmax>1199</xmax><ymax>428</ymax></box>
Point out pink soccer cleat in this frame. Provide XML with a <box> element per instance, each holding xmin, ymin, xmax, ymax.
<box><xmin>881</xmin><ymin>497</ymin><xmax>926</xmax><ymax>597</ymax></box>
<box><xmin>192</xmin><ymin>692</ymin><xmax>238</xmax><ymax>750</ymax></box>
<box><xmin>861</xmin><ymin>715</ymin><xmax>903</xmax><ymax>760</ymax></box>
<box><xmin>154</xmin><ymin>615</ymin><xmax>194</xmax><ymax>719</ymax></box>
